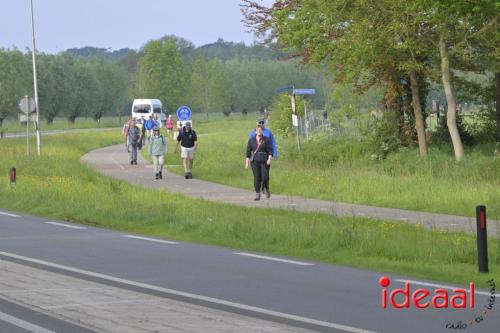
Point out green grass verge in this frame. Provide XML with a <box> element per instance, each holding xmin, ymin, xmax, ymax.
<box><xmin>162</xmin><ymin>115</ymin><xmax>500</xmax><ymax>219</ymax></box>
<box><xmin>0</xmin><ymin>115</ymin><xmax>125</xmax><ymax>134</ymax></box>
<box><xmin>1</xmin><ymin>130</ymin><xmax>499</xmax><ymax>287</ymax></box>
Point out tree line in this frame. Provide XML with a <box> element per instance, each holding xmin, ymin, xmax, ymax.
<box><xmin>0</xmin><ymin>38</ymin><xmax>329</xmax><ymax>127</ymax></box>
<box><xmin>133</xmin><ymin>36</ymin><xmax>330</xmax><ymax>116</ymax></box>
<box><xmin>0</xmin><ymin>49</ymin><xmax>128</xmax><ymax>126</ymax></box>
<box><xmin>242</xmin><ymin>0</ymin><xmax>499</xmax><ymax>161</ymax></box>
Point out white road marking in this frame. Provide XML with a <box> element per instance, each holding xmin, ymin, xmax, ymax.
<box><xmin>0</xmin><ymin>312</ymin><xmax>55</xmax><ymax>333</ymax></box>
<box><xmin>234</xmin><ymin>252</ymin><xmax>314</xmax><ymax>266</ymax></box>
<box><xmin>122</xmin><ymin>235</ymin><xmax>179</xmax><ymax>245</ymax></box>
<box><xmin>45</xmin><ymin>222</ymin><xmax>86</xmax><ymax>230</ymax></box>
<box><xmin>0</xmin><ymin>251</ymin><xmax>377</xmax><ymax>333</ymax></box>
<box><xmin>0</xmin><ymin>211</ymin><xmax>20</xmax><ymax>217</ymax></box>
<box><xmin>395</xmin><ymin>279</ymin><xmax>491</xmax><ymax>296</ymax></box>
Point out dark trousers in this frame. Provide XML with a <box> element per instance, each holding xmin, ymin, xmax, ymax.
<box><xmin>264</xmin><ymin>164</ymin><xmax>271</xmax><ymax>192</ymax></box>
<box><xmin>251</xmin><ymin>162</ymin><xmax>269</xmax><ymax>193</ymax></box>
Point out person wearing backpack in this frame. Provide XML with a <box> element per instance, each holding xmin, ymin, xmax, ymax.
<box><xmin>245</xmin><ymin>125</ymin><xmax>273</xmax><ymax>200</ymax></box>
<box><xmin>148</xmin><ymin>127</ymin><xmax>167</xmax><ymax>180</ymax></box>
<box><xmin>126</xmin><ymin>119</ymin><xmax>142</xmax><ymax>165</ymax></box>
<box><xmin>249</xmin><ymin>119</ymin><xmax>277</xmax><ymax>196</ymax></box>
<box><xmin>174</xmin><ymin>121</ymin><xmax>197</xmax><ymax>179</ymax></box>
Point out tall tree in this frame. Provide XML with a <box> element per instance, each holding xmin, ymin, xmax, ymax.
<box><xmin>243</xmin><ymin>0</ymin><xmax>429</xmax><ymax>154</ymax></box>
<box><xmin>0</xmin><ymin>49</ymin><xmax>31</xmax><ymax>127</ymax></box>
<box><xmin>430</xmin><ymin>0</ymin><xmax>498</xmax><ymax>160</ymax></box>
<box><xmin>190</xmin><ymin>57</ymin><xmax>230</xmax><ymax>117</ymax></box>
<box><xmin>36</xmin><ymin>54</ymin><xmax>58</xmax><ymax>124</ymax></box>
<box><xmin>136</xmin><ymin>38</ymin><xmax>189</xmax><ymax>114</ymax></box>
<box><xmin>243</xmin><ymin>0</ymin><xmax>499</xmax><ymax>160</ymax></box>
<box><xmin>91</xmin><ymin>59</ymin><xmax>128</xmax><ymax>122</ymax></box>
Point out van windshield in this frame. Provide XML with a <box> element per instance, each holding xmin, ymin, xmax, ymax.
<box><xmin>153</xmin><ymin>107</ymin><xmax>162</xmax><ymax>113</ymax></box>
<box><xmin>134</xmin><ymin>104</ymin><xmax>151</xmax><ymax>113</ymax></box>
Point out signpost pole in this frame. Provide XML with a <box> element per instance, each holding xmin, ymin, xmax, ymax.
<box><xmin>290</xmin><ymin>90</ymin><xmax>300</xmax><ymax>151</ymax></box>
<box><xmin>304</xmin><ymin>101</ymin><xmax>309</xmax><ymax>141</ymax></box>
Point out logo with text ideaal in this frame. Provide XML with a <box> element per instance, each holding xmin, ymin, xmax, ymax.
<box><xmin>378</xmin><ymin>276</ymin><xmax>495</xmax><ymax>330</ymax></box>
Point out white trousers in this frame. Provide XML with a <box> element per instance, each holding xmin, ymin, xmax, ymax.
<box><xmin>152</xmin><ymin>155</ymin><xmax>164</xmax><ymax>173</ymax></box>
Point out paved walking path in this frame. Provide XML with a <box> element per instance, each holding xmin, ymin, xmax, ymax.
<box><xmin>82</xmin><ymin>144</ymin><xmax>499</xmax><ymax>236</ymax></box>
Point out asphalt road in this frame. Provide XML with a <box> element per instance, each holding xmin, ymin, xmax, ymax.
<box><xmin>0</xmin><ymin>209</ymin><xmax>497</xmax><ymax>333</ymax></box>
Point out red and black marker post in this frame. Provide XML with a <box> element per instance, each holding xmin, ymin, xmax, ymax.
<box><xmin>9</xmin><ymin>167</ymin><xmax>16</xmax><ymax>189</ymax></box>
<box><xmin>476</xmin><ymin>205</ymin><xmax>488</xmax><ymax>273</ymax></box>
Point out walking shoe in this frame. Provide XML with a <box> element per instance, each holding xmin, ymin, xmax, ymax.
<box><xmin>254</xmin><ymin>193</ymin><xmax>261</xmax><ymax>201</ymax></box>
<box><xmin>185</xmin><ymin>173</ymin><xmax>189</xmax><ymax>179</ymax></box>
<box><xmin>130</xmin><ymin>160</ymin><xmax>133</xmax><ymax>165</ymax></box>
<box><xmin>155</xmin><ymin>173</ymin><xmax>159</xmax><ymax>180</ymax></box>
<box><xmin>188</xmin><ymin>172</ymin><xmax>192</xmax><ymax>179</ymax></box>
<box><xmin>159</xmin><ymin>171</ymin><xmax>162</xmax><ymax>179</ymax></box>
<box><xmin>266</xmin><ymin>190</ymin><xmax>271</xmax><ymax>199</ymax></box>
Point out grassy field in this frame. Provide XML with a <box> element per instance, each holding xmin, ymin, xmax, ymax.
<box><xmin>0</xmin><ymin>115</ymin><xmax>125</xmax><ymax>134</ymax></box>
<box><xmin>161</xmin><ymin>114</ymin><xmax>500</xmax><ymax>219</ymax></box>
<box><xmin>1</xmin><ymin>123</ymin><xmax>499</xmax><ymax>287</ymax></box>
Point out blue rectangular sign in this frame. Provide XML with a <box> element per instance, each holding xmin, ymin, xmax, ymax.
<box><xmin>293</xmin><ymin>89</ymin><xmax>316</xmax><ymax>95</ymax></box>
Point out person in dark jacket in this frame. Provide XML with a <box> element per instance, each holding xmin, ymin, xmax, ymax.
<box><xmin>249</xmin><ymin>119</ymin><xmax>277</xmax><ymax>196</ymax></box>
<box><xmin>174</xmin><ymin>121</ymin><xmax>197</xmax><ymax>179</ymax></box>
<box><xmin>245</xmin><ymin>126</ymin><xmax>273</xmax><ymax>200</ymax></box>
<box><xmin>125</xmin><ymin>119</ymin><xmax>142</xmax><ymax>165</ymax></box>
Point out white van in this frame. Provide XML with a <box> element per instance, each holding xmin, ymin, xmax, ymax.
<box><xmin>131</xmin><ymin>99</ymin><xmax>163</xmax><ymax>122</ymax></box>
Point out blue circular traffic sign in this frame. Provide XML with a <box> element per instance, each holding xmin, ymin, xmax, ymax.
<box><xmin>176</xmin><ymin>106</ymin><xmax>192</xmax><ymax>121</ymax></box>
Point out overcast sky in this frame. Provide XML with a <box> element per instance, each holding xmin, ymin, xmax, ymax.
<box><xmin>1</xmin><ymin>0</ymin><xmax>273</xmax><ymax>53</ymax></box>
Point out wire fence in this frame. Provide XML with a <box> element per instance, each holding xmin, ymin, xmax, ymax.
<box><xmin>294</xmin><ymin>109</ymin><xmax>360</xmax><ymax>139</ymax></box>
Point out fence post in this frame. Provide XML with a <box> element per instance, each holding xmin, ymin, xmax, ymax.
<box><xmin>9</xmin><ymin>167</ymin><xmax>16</xmax><ymax>189</ymax></box>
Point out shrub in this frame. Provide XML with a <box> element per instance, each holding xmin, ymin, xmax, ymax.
<box><xmin>431</xmin><ymin>114</ymin><xmax>475</xmax><ymax>146</ymax></box>
<box><xmin>363</xmin><ymin>114</ymin><xmax>403</xmax><ymax>160</ymax></box>
<box><xmin>466</xmin><ymin>107</ymin><xmax>497</xmax><ymax>143</ymax></box>
<box><xmin>281</xmin><ymin>129</ymin><xmax>368</xmax><ymax>168</ymax></box>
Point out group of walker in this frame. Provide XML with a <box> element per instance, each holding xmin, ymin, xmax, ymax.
<box><xmin>124</xmin><ymin>115</ymin><xmax>277</xmax><ymax>201</ymax></box>
<box><xmin>123</xmin><ymin>114</ymin><xmax>197</xmax><ymax>180</ymax></box>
